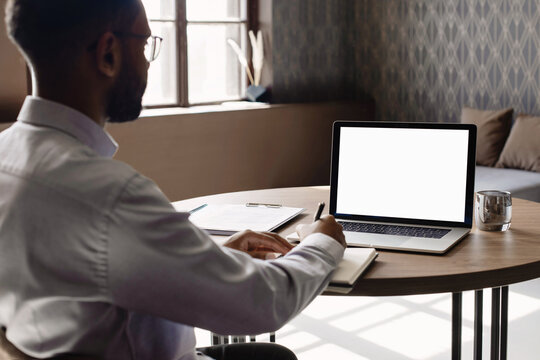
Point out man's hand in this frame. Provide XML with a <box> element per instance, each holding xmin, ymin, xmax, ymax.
<box><xmin>224</xmin><ymin>229</ymin><xmax>295</xmax><ymax>259</ymax></box>
<box><xmin>296</xmin><ymin>215</ymin><xmax>346</xmax><ymax>248</ymax></box>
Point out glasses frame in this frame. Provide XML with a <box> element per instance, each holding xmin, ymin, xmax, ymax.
<box><xmin>113</xmin><ymin>31</ymin><xmax>163</xmax><ymax>62</ymax></box>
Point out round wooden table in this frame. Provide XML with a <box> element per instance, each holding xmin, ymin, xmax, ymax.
<box><xmin>173</xmin><ymin>186</ymin><xmax>540</xmax><ymax>360</ymax></box>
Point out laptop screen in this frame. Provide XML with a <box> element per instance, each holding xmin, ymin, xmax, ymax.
<box><xmin>331</xmin><ymin>122</ymin><xmax>476</xmax><ymax>226</ymax></box>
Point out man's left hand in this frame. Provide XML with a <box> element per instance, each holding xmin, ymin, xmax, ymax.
<box><xmin>224</xmin><ymin>230</ymin><xmax>294</xmax><ymax>259</ymax></box>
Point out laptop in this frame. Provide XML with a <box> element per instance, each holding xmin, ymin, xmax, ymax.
<box><xmin>329</xmin><ymin>121</ymin><xmax>477</xmax><ymax>254</ymax></box>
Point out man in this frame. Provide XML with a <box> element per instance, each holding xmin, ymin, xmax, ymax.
<box><xmin>0</xmin><ymin>0</ymin><xmax>346</xmax><ymax>359</ymax></box>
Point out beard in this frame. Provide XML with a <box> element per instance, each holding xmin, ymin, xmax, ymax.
<box><xmin>106</xmin><ymin>58</ymin><xmax>147</xmax><ymax>123</ymax></box>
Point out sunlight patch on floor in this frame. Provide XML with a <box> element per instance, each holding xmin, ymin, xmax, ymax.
<box><xmin>296</xmin><ymin>343</ymin><xmax>371</xmax><ymax>360</ymax></box>
<box><xmin>194</xmin><ymin>278</ymin><xmax>540</xmax><ymax>359</ymax></box>
<box><xmin>328</xmin><ymin>302</ymin><xmax>408</xmax><ymax>332</ymax></box>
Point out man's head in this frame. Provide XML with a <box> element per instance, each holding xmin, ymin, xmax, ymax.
<box><xmin>5</xmin><ymin>0</ymin><xmax>151</xmax><ymax>123</ymax></box>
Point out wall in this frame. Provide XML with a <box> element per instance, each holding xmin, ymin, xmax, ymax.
<box><xmin>7</xmin><ymin>1</ymin><xmax>540</xmax><ymax>122</ymax></box>
<box><xmin>106</xmin><ymin>102</ymin><xmax>372</xmax><ymax>201</ymax></box>
<box><xmin>0</xmin><ymin>0</ymin><xmax>27</xmax><ymax>122</ymax></box>
<box><xmin>270</xmin><ymin>0</ymin><xmax>540</xmax><ymax>122</ymax></box>
<box><xmin>355</xmin><ymin>0</ymin><xmax>540</xmax><ymax>122</ymax></box>
<box><xmin>271</xmin><ymin>0</ymin><xmax>357</xmax><ymax>103</ymax></box>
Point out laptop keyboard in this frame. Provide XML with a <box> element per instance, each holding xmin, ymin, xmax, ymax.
<box><xmin>338</xmin><ymin>221</ymin><xmax>451</xmax><ymax>239</ymax></box>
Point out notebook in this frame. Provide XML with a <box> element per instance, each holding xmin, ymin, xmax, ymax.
<box><xmin>328</xmin><ymin>121</ymin><xmax>477</xmax><ymax>254</ymax></box>
<box><xmin>326</xmin><ymin>247</ymin><xmax>378</xmax><ymax>294</ymax></box>
<box><xmin>187</xmin><ymin>203</ymin><xmax>304</xmax><ymax>236</ymax></box>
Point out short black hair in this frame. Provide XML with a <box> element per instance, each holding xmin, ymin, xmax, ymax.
<box><xmin>5</xmin><ymin>0</ymin><xmax>140</xmax><ymax>65</ymax></box>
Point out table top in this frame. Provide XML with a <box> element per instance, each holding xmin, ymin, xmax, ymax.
<box><xmin>173</xmin><ymin>186</ymin><xmax>540</xmax><ymax>296</ymax></box>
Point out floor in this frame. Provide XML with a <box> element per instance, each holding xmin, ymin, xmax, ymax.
<box><xmin>195</xmin><ymin>277</ymin><xmax>540</xmax><ymax>359</ymax></box>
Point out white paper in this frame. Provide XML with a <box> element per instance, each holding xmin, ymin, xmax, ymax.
<box><xmin>188</xmin><ymin>204</ymin><xmax>304</xmax><ymax>234</ymax></box>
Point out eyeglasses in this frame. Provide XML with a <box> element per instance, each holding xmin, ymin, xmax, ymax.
<box><xmin>113</xmin><ymin>32</ymin><xmax>163</xmax><ymax>63</ymax></box>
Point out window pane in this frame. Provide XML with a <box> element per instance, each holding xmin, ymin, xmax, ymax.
<box><xmin>186</xmin><ymin>0</ymin><xmax>246</xmax><ymax>21</ymax></box>
<box><xmin>141</xmin><ymin>0</ymin><xmax>175</xmax><ymax>20</ymax></box>
<box><xmin>142</xmin><ymin>22</ymin><xmax>178</xmax><ymax>106</ymax></box>
<box><xmin>187</xmin><ymin>24</ymin><xmax>247</xmax><ymax>104</ymax></box>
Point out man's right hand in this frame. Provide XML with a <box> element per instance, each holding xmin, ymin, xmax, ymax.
<box><xmin>296</xmin><ymin>215</ymin><xmax>346</xmax><ymax>248</ymax></box>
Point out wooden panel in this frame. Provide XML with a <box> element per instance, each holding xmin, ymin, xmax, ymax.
<box><xmin>107</xmin><ymin>102</ymin><xmax>374</xmax><ymax>201</ymax></box>
<box><xmin>0</xmin><ymin>123</ymin><xmax>12</xmax><ymax>132</ymax></box>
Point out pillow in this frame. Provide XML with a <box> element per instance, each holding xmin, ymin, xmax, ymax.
<box><xmin>496</xmin><ymin>114</ymin><xmax>540</xmax><ymax>172</ymax></box>
<box><xmin>461</xmin><ymin>107</ymin><xmax>513</xmax><ymax>166</ymax></box>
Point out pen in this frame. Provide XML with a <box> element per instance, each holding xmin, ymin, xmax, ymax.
<box><xmin>189</xmin><ymin>204</ymin><xmax>207</xmax><ymax>214</ymax></box>
<box><xmin>313</xmin><ymin>202</ymin><xmax>325</xmax><ymax>222</ymax></box>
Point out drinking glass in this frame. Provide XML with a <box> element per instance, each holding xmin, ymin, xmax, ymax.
<box><xmin>475</xmin><ymin>190</ymin><xmax>512</xmax><ymax>231</ymax></box>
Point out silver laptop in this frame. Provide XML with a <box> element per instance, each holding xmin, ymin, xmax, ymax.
<box><xmin>330</xmin><ymin>121</ymin><xmax>477</xmax><ymax>254</ymax></box>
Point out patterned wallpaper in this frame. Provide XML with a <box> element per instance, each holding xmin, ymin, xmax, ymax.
<box><xmin>271</xmin><ymin>0</ymin><xmax>356</xmax><ymax>103</ymax></box>
<box><xmin>273</xmin><ymin>0</ymin><xmax>540</xmax><ymax>122</ymax></box>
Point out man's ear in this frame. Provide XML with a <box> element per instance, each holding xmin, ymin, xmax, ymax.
<box><xmin>95</xmin><ymin>32</ymin><xmax>121</xmax><ymax>78</ymax></box>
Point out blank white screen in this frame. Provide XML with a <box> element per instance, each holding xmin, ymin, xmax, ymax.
<box><xmin>336</xmin><ymin>127</ymin><xmax>470</xmax><ymax>222</ymax></box>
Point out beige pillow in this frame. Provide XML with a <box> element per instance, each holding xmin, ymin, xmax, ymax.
<box><xmin>461</xmin><ymin>107</ymin><xmax>513</xmax><ymax>166</ymax></box>
<box><xmin>496</xmin><ymin>115</ymin><xmax>540</xmax><ymax>172</ymax></box>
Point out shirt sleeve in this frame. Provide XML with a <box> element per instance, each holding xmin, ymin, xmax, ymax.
<box><xmin>105</xmin><ymin>174</ymin><xmax>344</xmax><ymax>335</ymax></box>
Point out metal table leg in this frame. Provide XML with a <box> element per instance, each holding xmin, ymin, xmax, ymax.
<box><xmin>211</xmin><ymin>333</ymin><xmax>230</xmax><ymax>345</ymax></box>
<box><xmin>452</xmin><ymin>292</ymin><xmax>463</xmax><ymax>360</ymax></box>
<box><xmin>474</xmin><ymin>290</ymin><xmax>483</xmax><ymax>360</ymax></box>
<box><xmin>212</xmin><ymin>332</ymin><xmax>274</xmax><ymax>345</ymax></box>
<box><xmin>501</xmin><ymin>286</ymin><xmax>508</xmax><ymax>360</ymax></box>
<box><xmin>491</xmin><ymin>287</ymin><xmax>501</xmax><ymax>360</ymax></box>
<box><xmin>232</xmin><ymin>336</ymin><xmax>246</xmax><ymax>343</ymax></box>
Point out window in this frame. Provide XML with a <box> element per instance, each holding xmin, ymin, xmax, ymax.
<box><xmin>141</xmin><ymin>0</ymin><xmax>251</xmax><ymax>107</ymax></box>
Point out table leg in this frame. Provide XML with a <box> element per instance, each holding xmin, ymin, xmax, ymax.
<box><xmin>452</xmin><ymin>292</ymin><xmax>463</xmax><ymax>360</ymax></box>
<box><xmin>501</xmin><ymin>286</ymin><xmax>508</xmax><ymax>360</ymax></box>
<box><xmin>474</xmin><ymin>289</ymin><xmax>483</xmax><ymax>360</ymax></box>
<box><xmin>491</xmin><ymin>288</ymin><xmax>501</xmax><ymax>360</ymax></box>
<box><xmin>232</xmin><ymin>336</ymin><xmax>246</xmax><ymax>343</ymax></box>
<box><xmin>211</xmin><ymin>333</ymin><xmax>220</xmax><ymax>345</ymax></box>
<box><xmin>212</xmin><ymin>333</ymin><xmax>273</xmax><ymax>344</ymax></box>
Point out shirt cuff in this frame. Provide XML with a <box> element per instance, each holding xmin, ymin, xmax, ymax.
<box><xmin>290</xmin><ymin>233</ymin><xmax>345</xmax><ymax>264</ymax></box>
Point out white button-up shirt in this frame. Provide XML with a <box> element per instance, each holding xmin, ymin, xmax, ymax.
<box><xmin>0</xmin><ymin>97</ymin><xmax>344</xmax><ymax>360</ymax></box>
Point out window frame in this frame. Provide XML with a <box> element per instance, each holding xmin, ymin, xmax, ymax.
<box><xmin>144</xmin><ymin>0</ymin><xmax>259</xmax><ymax>109</ymax></box>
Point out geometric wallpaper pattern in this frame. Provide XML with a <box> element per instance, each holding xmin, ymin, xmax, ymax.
<box><xmin>271</xmin><ymin>0</ymin><xmax>356</xmax><ymax>103</ymax></box>
<box><xmin>273</xmin><ymin>0</ymin><xmax>540</xmax><ymax>122</ymax></box>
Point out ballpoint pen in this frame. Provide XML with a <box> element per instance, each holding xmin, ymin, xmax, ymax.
<box><xmin>189</xmin><ymin>204</ymin><xmax>207</xmax><ymax>214</ymax></box>
<box><xmin>313</xmin><ymin>202</ymin><xmax>325</xmax><ymax>222</ymax></box>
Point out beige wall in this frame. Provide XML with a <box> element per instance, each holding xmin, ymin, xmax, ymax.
<box><xmin>0</xmin><ymin>0</ymin><xmax>28</xmax><ymax>122</ymax></box>
<box><xmin>107</xmin><ymin>102</ymin><xmax>373</xmax><ymax>201</ymax></box>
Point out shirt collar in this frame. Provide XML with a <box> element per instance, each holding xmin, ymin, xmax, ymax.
<box><xmin>16</xmin><ymin>96</ymin><xmax>118</xmax><ymax>158</ymax></box>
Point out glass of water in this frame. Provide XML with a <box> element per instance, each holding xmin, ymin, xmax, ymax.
<box><xmin>475</xmin><ymin>190</ymin><xmax>512</xmax><ymax>231</ymax></box>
